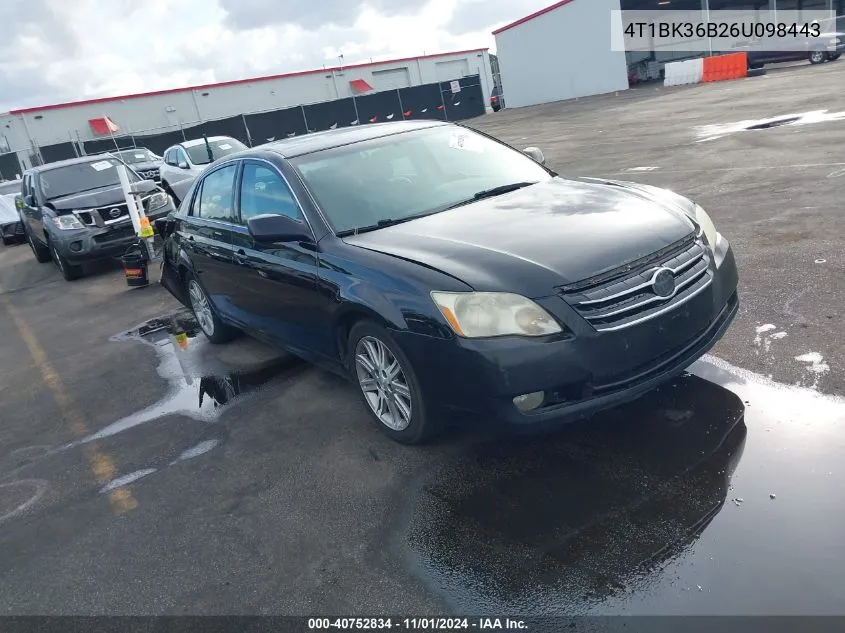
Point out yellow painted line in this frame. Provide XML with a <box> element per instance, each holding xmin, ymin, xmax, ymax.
<box><xmin>1</xmin><ymin>296</ymin><xmax>137</xmax><ymax>515</ymax></box>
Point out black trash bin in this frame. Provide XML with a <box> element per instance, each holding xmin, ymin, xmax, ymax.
<box><xmin>121</xmin><ymin>245</ymin><xmax>149</xmax><ymax>288</ymax></box>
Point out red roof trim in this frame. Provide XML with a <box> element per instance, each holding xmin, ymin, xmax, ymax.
<box><xmin>9</xmin><ymin>48</ymin><xmax>488</xmax><ymax>115</ymax></box>
<box><xmin>492</xmin><ymin>0</ymin><xmax>576</xmax><ymax>35</ymax></box>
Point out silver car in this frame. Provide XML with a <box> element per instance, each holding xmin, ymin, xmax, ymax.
<box><xmin>159</xmin><ymin>136</ymin><xmax>248</xmax><ymax>204</ymax></box>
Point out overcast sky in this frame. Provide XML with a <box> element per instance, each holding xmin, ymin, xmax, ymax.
<box><xmin>0</xmin><ymin>0</ymin><xmax>551</xmax><ymax>112</ymax></box>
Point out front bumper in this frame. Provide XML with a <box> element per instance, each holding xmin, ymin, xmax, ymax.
<box><xmin>51</xmin><ymin>203</ymin><xmax>173</xmax><ymax>264</ymax></box>
<box><xmin>1</xmin><ymin>221</ymin><xmax>24</xmax><ymax>240</ymax></box>
<box><xmin>395</xmin><ymin>242</ymin><xmax>739</xmax><ymax>425</ymax></box>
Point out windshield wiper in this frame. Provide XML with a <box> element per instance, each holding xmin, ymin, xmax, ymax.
<box><xmin>444</xmin><ymin>181</ymin><xmax>538</xmax><ymax>210</ymax></box>
<box><xmin>338</xmin><ymin>211</ymin><xmax>441</xmax><ymax>237</ymax></box>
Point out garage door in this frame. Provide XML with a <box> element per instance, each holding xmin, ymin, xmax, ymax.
<box><xmin>371</xmin><ymin>67</ymin><xmax>411</xmax><ymax>91</ymax></box>
<box><xmin>435</xmin><ymin>59</ymin><xmax>470</xmax><ymax>82</ymax></box>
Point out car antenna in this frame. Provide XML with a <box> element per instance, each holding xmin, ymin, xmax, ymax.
<box><xmin>203</xmin><ymin>134</ymin><xmax>214</xmax><ymax>163</ymax></box>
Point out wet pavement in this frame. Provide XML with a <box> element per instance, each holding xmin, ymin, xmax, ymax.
<box><xmin>1</xmin><ymin>303</ymin><xmax>843</xmax><ymax>616</ymax></box>
<box><xmin>1</xmin><ymin>61</ymin><xmax>845</xmax><ymax>619</ymax></box>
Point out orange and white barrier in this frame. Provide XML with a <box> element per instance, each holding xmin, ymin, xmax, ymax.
<box><xmin>664</xmin><ymin>52</ymin><xmax>748</xmax><ymax>87</ymax></box>
<box><xmin>702</xmin><ymin>52</ymin><xmax>748</xmax><ymax>82</ymax></box>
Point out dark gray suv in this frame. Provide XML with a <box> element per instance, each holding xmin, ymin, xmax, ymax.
<box><xmin>16</xmin><ymin>155</ymin><xmax>175</xmax><ymax>280</ymax></box>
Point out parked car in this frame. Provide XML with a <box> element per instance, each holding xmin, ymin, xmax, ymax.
<box><xmin>0</xmin><ymin>179</ymin><xmax>24</xmax><ymax>245</ymax></box>
<box><xmin>156</xmin><ymin>121</ymin><xmax>739</xmax><ymax>444</ymax></box>
<box><xmin>490</xmin><ymin>85</ymin><xmax>505</xmax><ymax>111</ymax></box>
<box><xmin>159</xmin><ymin>136</ymin><xmax>248</xmax><ymax>204</ymax></box>
<box><xmin>17</xmin><ymin>155</ymin><xmax>176</xmax><ymax>280</ymax></box>
<box><xmin>734</xmin><ymin>23</ymin><xmax>844</xmax><ymax>68</ymax></box>
<box><xmin>112</xmin><ymin>147</ymin><xmax>164</xmax><ymax>183</ymax></box>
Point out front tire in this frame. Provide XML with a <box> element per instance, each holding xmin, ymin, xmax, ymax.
<box><xmin>50</xmin><ymin>241</ymin><xmax>83</xmax><ymax>281</ymax></box>
<box><xmin>185</xmin><ymin>272</ymin><xmax>237</xmax><ymax>343</ymax></box>
<box><xmin>162</xmin><ymin>181</ymin><xmax>180</xmax><ymax>206</ymax></box>
<box><xmin>348</xmin><ymin>320</ymin><xmax>437</xmax><ymax>444</ymax></box>
<box><xmin>809</xmin><ymin>49</ymin><xmax>827</xmax><ymax>64</ymax></box>
<box><xmin>24</xmin><ymin>225</ymin><xmax>51</xmax><ymax>263</ymax></box>
<box><xmin>829</xmin><ymin>53</ymin><xmax>841</xmax><ymax>61</ymax></box>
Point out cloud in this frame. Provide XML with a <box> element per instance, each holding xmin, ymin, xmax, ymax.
<box><xmin>219</xmin><ymin>0</ymin><xmax>427</xmax><ymax>30</ymax></box>
<box><xmin>0</xmin><ymin>0</ymin><xmax>531</xmax><ymax>113</ymax></box>
<box><xmin>446</xmin><ymin>0</ymin><xmax>551</xmax><ymax>35</ymax></box>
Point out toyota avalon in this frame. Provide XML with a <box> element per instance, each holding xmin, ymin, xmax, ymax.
<box><xmin>157</xmin><ymin>121</ymin><xmax>739</xmax><ymax>444</ymax></box>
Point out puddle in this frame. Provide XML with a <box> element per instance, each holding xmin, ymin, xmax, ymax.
<box><xmin>406</xmin><ymin>355</ymin><xmax>845</xmax><ymax>615</ymax></box>
<box><xmin>73</xmin><ymin>309</ymin><xmax>300</xmax><ymax>445</ymax></box>
<box><xmin>695</xmin><ymin>109</ymin><xmax>845</xmax><ymax>142</ymax></box>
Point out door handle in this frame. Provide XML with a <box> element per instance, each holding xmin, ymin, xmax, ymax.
<box><xmin>212</xmin><ymin>230</ymin><xmax>225</xmax><ymax>239</ymax></box>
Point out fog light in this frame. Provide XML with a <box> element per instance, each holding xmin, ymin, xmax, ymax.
<box><xmin>513</xmin><ymin>391</ymin><xmax>544</xmax><ymax>412</ymax></box>
<box><xmin>69</xmin><ymin>241</ymin><xmax>83</xmax><ymax>252</ymax></box>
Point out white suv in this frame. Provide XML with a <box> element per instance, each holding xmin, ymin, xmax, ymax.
<box><xmin>159</xmin><ymin>136</ymin><xmax>248</xmax><ymax>204</ymax></box>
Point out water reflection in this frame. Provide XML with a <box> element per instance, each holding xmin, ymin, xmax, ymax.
<box><xmin>407</xmin><ymin>375</ymin><xmax>747</xmax><ymax>614</ymax></box>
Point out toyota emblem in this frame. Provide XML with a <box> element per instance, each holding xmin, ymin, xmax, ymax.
<box><xmin>108</xmin><ymin>208</ymin><xmax>122</xmax><ymax>219</ymax></box>
<box><xmin>651</xmin><ymin>268</ymin><xmax>675</xmax><ymax>298</ymax></box>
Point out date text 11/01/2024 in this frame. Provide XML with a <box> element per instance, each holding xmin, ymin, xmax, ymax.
<box><xmin>307</xmin><ymin>618</ymin><xmax>528</xmax><ymax>630</ymax></box>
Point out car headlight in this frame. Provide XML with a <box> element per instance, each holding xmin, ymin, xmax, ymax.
<box><xmin>693</xmin><ymin>204</ymin><xmax>718</xmax><ymax>249</ymax></box>
<box><xmin>431</xmin><ymin>291</ymin><xmax>562</xmax><ymax>338</ymax></box>
<box><xmin>53</xmin><ymin>215</ymin><xmax>85</xmax><ymax>230</ymax></box>
<box><xmin>147</xmin><ymin>191</ymin><xmax>169</xmax><ymax>209</ymax></box>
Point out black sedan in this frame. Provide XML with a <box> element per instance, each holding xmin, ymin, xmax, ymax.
<box><xmin>157</xmin><ymin>121</ymin><xmax>739</xmax><ymax>444</ymax></box>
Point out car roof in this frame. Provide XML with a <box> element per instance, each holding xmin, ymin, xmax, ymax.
<box><xmin>180</xmin><ymin>136</ymin><xmax>236</xmax><ymax>148</ymax></box>
<box><xmin>263</xmin><ymin>120</ymin><xmax>449</xmax><ymax>158</ymax></box>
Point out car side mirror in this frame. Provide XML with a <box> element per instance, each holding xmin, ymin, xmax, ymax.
<box><xmin>178</xmin><ymin>162</ymin><xmax>189</xmax><ymax>170</ymax></box>
<box><xmin>129</xmin><ymin>179</ymin><xmax>157</xmax><ymax>194</ymax></box>
<box><xmin>247</xmin><ymin>213</ymin><xmax>311</xmax><ymax>243</ymax></box>
<box><xmin>523</xmin><ymin>147</ymin><xmax>546</xmax><ymax>165</ymax></box>
<box><xmin>24</xmin><ymin>194</ymin><xmax>35</xmax><ymax>207</ymax></box>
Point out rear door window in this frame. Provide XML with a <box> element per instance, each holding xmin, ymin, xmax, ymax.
<box><xmin>195</xmin><ymin>164</ymin><xmax>238</xmax><ymax>222</ymax></box>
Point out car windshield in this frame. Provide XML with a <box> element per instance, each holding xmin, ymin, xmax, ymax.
<box><xmin>0</xmin><ymin>181</ymin><xmax>20</xmax><ymax>195</ymax></box>
<box><xmin>290</xmin><ymin>126</ymin><xmax>552</xmax><ymax>234</ymax></box>
<box><xmin>185</xmin><ymin>138</ymin><xmax>248</xmax><ymax>165</ymax></box>
<box><xmin>115</xmin><ymin>149</ymin><xmax>157</xmax><ymax>164</ymax></box>
<box><xmin>40</xmin><ymin>158</ymin><xmax>140</xmax><ymax>200</ymax></box>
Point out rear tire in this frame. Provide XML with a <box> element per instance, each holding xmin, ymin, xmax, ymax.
<box><xmin>50</xmin><ymin>241</ymin><xmax>83</xmax><ymax>281</ymax></box>
<box><xmin>347</xmin><ymin>320</ymin><xmax>438</xmax><ymax>445</ymax></box>
<box><xmin>25</xmin><ymin>225</ymin><xmax>52</xmax><ymax>263</ymax></box>
<box><xmin>185</xmin><ymin>272</ymin><xmax>237</xmax><ymax>344</ymax></box>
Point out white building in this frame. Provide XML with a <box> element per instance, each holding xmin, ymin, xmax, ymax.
<box><xmin>493</xmin><ymin>0</ymin><xmax>630</xmax><ymax>109</ymax></box>
<box><xmin>0</xmin><ymin>48</ymin><xmax>494</xmax><ymax>170</ymax></box>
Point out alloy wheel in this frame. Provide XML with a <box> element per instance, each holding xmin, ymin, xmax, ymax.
<box><xmin>355</xmin><ymin>335</ymin><xmax>413</xmax><ymax>431</ymax></box>
<box><xmin>188</xmin><ymin>280</ymin><xmax>215</xmax><ymax>337</ymax></box>
<box><xmin>810</xmin><ymin>51</ymin><xmax>825</xmax><ymax>63</ymax></box>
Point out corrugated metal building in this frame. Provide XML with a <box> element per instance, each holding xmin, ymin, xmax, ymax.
<box><xmin>493</xmin><ymin>0</ymin><xmax>630</xmax><ymax>109</ymax></box>
<box><xmin>0</xmin><ymin>48</ymin><xmax>494</xmax><ymax>175</ymax></box>
<box><xmin>493</xmin><ymin>0</ymin><xmax>843</xmax><ymax>109</ymax></box>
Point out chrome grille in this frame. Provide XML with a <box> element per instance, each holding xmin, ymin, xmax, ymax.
<box><xmin>559</xmin><ymin>237</ymin><xmax>712</xmax><ymax>332</ymax></box>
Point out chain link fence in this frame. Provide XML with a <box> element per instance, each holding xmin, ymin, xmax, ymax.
<box><xmin>1</xmin><ymin>74</ymin><xmax>487</xmax><ymax>180</ymax></box>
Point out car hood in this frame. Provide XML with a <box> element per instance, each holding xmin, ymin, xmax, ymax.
<box><xmin>47</xmin><ymin>181</ymin><xmax>157</xmax><ymax>212</ymax></box>
<box><xmin>0</xmin><ymin>194</ymin><xmax>18</xmax><ymax>223</ymax></box>
<box><xmin>131</xmin><ymin>160</ymin><xmax>163</xmax><ymax>171</ymax></box>
<box><xmin>343</xmin><ymin>177</ymin><xmax>697</xmax><ymax>297</ymax></box>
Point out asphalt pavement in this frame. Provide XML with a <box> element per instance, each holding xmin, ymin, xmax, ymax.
<box><xmin>1</xmin><ymin>61</ymin><xmax>844</xmax><ymax>621</ymax></box>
